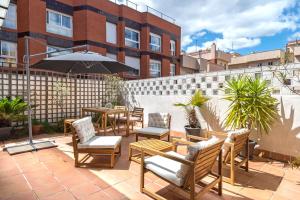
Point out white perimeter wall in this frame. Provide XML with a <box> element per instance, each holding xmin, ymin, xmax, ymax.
<box><xmin>126</xmin><ymin>65</ymin><xmax>300</xmax><ymax>157</ymax></box>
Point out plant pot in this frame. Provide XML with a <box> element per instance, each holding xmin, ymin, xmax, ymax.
<box><xmin>32</xmin><ymin>125</ymin><xmax>43</xmax><ymax>135</ymax></box>
<box><xmin>240</xmin><ymin>139</ymin><xmax>257</xmax><ymax>160</ymax></box>
<box><xmin>185</xmin><ymin>125</ymin><xmax>206</xmax><ymax>142</ymax></box>
<box><xmin>0</xmin><ymin>127</ymin><xmax>12</xmax><ymax>140</ymax></box>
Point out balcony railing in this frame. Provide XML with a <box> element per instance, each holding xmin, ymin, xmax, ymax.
<box><xmin>109</xmin><ymin>0</ymin><xmax>176</xmax><ymax>24</ymax></box>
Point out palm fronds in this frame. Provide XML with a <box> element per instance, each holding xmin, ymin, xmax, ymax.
<box><xmin>223</xmin><ymin>76</ymin><xmax>278</xmax><ymax>134</ymax></box>
<box><xmin>174</xmin><ymin>90</ymin><xmax>209</xmax><ymax>128</ymax></box>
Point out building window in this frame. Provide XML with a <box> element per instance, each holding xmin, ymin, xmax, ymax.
<box><xmin>149</xmin><ymin>60</ymin><xmax>161</xmax><ymax>78</ymax></box>
<box><xmin>257</xmin><ymin>63</ymin><xmax>262</xmax><ymax>67</ymax></box>
<box><xmin>0</xmin><ymin>41</ymin><xmax>17</xmax><ymax>66</ymax></box>
<box><xmin>150</xmin><ymin>33</ymin><xmax>161</xmax><ymax>52</ymax></box>
<box><xmin>3</xmin><ymin>4</ymin><xmax>17</xmax><ymax>29</ymax></box>
<box><xmin>46</xmin><ymin>10</ymin><xmax>73</xmax><ymax>37</ymax></box>
<box><xmin>268</xmin><ymin>61</ymin><xmax>273</xmax><ymax>66</ymax></box>
<box><xmin>106</xmin><ymin>53</ymin><xmax>117</xmax><ymax>60</ymax></box>
<box><xmin>106</xmin><ymin>22</ymin><xmax>117</xmax><ymax>44</ymax></box>
<box><xmin>170</xmin><ymin>40</ymin><xmax>176</xmax><ymax>56</ymax></box>
<box><xmin>125</xmin><ymin>56</ymin><xmax>140</xmax><ymax>76</ymax></box>
<box><xmin>125</xmin><ymin>28</ymin><xmax>139</xmax><ymax>49</ymax></box>
<box><xmin>47</xmin><ymin>46</ymin><xmax>72</xmax><ymax>57</ymax></box>
<box><xmin>170</xmin><ymin>63</ymin><xmax>176</xmax><ymax>76</ymax></box>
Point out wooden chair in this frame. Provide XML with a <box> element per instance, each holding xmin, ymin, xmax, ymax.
<box><xmin>205</xmin><ymin>130</ymin><xmax>250</xmax><ymax>185</ymax></box>
<box><xmin>135</xmin><ymin>113</ymin><xmax>171</xmax><ymax>142</ymax></box>
<box><xmin>117</xmin><ymin>107</ymin><xmax>144</xmax><ymax>131</ymax></box>
<box><xmin>140</xmin><ymin>136</ymin><xmax>224</xmax><ymax>200</ymax></box>
<box><xmin>71</xmin><ymin>117</ymin><xmax>122</xmax><ymax>168</ymax></box>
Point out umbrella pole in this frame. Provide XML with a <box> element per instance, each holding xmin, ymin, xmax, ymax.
<box><xmin>25</xmin><ymin>37</ymin><xmax>33</xmax><ymax>145</ymax></box>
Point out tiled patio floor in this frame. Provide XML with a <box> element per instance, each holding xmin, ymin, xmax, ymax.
<box><xmin>1</xmin><ymin>132</ymin><xmax>300</xmax><ymax>200</ymax></box>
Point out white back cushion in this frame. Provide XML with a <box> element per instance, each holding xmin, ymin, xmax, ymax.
<box><xmin>148</xmin><ymin>113</ymin><xmax>170</xmax><ymax>129</ymax></box>
<box><xmin>185</xmin><ymin>136</ymin><xmax>220</xmax><ymax>161</ymax></box>
<box><xmin>72</xmin><ymin>116</ymin><xmax>96</xmax><ymax>143</ymax></box>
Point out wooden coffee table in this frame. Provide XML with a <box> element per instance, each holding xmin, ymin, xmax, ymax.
<box><xmin>129</xmin><ymin>139</ymin><xmax>174</xmax><ymax>163</ymax></box>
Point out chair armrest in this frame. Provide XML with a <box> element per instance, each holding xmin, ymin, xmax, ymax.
<box><xmin>172</xmin><ymin>138</ymin><xmax>194</xmax><ymax>146</ymax></box>
<box><xmin>209</xmin><ymin>131</ymin><xmax>228</xmax><ymax>137</ymax></box>
<box><xmin>187</xmin><ymin>135</ymin><xmax>209</xmax><ymax>141</ymax></box>
<box><xmin>141</xmin><ymin>147</ymin><xmax>194</xmax><ymax>166</ymax></box>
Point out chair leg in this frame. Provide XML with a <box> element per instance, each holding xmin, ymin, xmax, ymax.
<box><xmin>140</xmin><ymin>151</ymin><xmax>145</xmax><ymax>193</ymax></box>
<box><xmin>110</xmin><ymin>151</ymin><xmax>115</xmax><ymax>168</ymax></box>
<box><xmin>230</xmin><ymin>148</ymin><xmax>235</xmax><ymax>185</ymax></box>
<box><xmin>74</xmin><ymin>152</ymin><xmax>79</xmax><ymax>167</ymax></box>
<box><xmin>136</xmin><ymin>134</ymin><xmax>138</xmax><ymax>142</ymax></box>
<box><xmin>218</xmin><ymin>150</ymin><xmax>223</xmax><ymax>196</ymax></box>
<box><xmin>190</xmin><ymin>168</ymin><xmax>195</xmax><ymax>200</ymax></box>
<box><xmin>167</xmin><ymin>134</ymin><xmax>170</xmax><ymax>142</ymax></box>
<box><xmin>245</xmin><ymin>139</ymin><xmax>249</xmax><ymax>172</ymax></box>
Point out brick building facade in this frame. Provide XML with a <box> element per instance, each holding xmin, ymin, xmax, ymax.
<box><xmin>0</xmin><ymin>0</ymin><xmax>181</xmax><ymax>79</ymax></box>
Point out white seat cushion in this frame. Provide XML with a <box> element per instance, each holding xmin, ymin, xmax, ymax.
<box><xmin>118</xmin><ymin>116</ymin><xmax>140</xmax><ymax>121</ymax></box>
<box><xmin>77</xmin><ymin>136</ymin><xmax>122</xmax><ymax>149</ymax></box>
<box><xmin>72</xmin><ymin>116</ymin><xmax>96</xmax><ymax>143</ymax></box>
<box><xmin>145</xmin><ymin>151</ymin><xmax>186</xmax><ymax>186</ymax></box>
<box><xmin>135</xmin><ymin>127</ymin><xmax>169</xmax><ymax>136</ymax></box>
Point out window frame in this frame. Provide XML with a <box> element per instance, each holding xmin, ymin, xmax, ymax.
<box><xmin>170</xmin><ymin>63</ymin><xmax>176</xmax><ymax>76</ymax></box>
<box><xmin>3</xmin><ymin>3</ymin><xmax>17</xmax><ymax>29</ymax></box>
<box><xmin>170</xmin><ymin>40</ymin><xmax>176</xmax><ymax>56</ymax></box>
<box><xmin>149</xmin><ymin>33</ymin><xmax>161</xmax><ymax>52</ymax></box>
<box><xmin>0</xmin><ymin>41</ymin><xmax>17</xmax><ymax>65</ymax></box>
<box><xmin>46</xmin><ymin>45</ymin><xmax>72</xmax><ymax>58</ymax></box>
<box><xmin>46</xmin><ymin>9</ymin><xmax>73</xmax><ymax>37</ymax></box>
<box><xmin>106</xmin><ymin>22</ymin><xmax>117</xmax><ymax>44</ymax></box>
<box><xmin>125</xmin><ymin>27</ymin><xmax>140</xmax><ymax>49</ymax></box>
<box><xmin>149</xmin><ymin>59</ymin><xmax>161</xmax><ymax>78</ymax></box>
<box><xmin>125</xmin><ymin>56</ymin><xmax>140</xmax><ymax>76</ymax></box>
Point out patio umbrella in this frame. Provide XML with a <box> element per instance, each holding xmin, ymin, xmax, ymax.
<box><xmin>32</xmin><ymin>51</ymin><xmax>135</xmax><ymax>74</ymax></box>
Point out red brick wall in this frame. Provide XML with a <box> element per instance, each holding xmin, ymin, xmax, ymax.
<box><xmin>12</xmin><ymin>0</ymin><xmax>181</xmax><ymax>77</ymax></box>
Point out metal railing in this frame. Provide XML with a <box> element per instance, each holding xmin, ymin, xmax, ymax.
<box><xmin>109</xmin><ymin>0</ymin><xmax>176</xmax><ymax>24</ymax></box>
<box><xmin>146</xmin><ymin>6</ymin><xmax>176</xmax><ymax>24</ymax></box>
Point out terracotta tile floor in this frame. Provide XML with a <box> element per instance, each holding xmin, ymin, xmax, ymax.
<box><xmin>1</xmin><ymin>131</ymin><xmax>300</xmax><ymax>200</ymax></box>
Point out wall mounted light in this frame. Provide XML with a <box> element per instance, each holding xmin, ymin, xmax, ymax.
<box><xmin>0</xmin><ymin>0</ymin><xmax>10</xmax><ymax>28</ymax></box>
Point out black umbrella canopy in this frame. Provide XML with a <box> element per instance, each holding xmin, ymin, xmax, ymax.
<box><xmin>32</xmin><ymin>51</ymin><xmax>135</xmax><ymax>74</ymax></box>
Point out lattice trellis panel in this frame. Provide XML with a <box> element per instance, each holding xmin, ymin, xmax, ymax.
<box><xmin>0</xmin><ymin>68</ymin><xmax>113</xmax><ymax>124</ymax></box>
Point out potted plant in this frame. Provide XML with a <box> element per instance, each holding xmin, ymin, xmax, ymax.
<box><xmin>32</xmin><ymin>119</ymin><xmax>43</xmax><ymax>135</ymax></box>
<box><xmin>223</xmin><ymin>76</ymin><xmax>279</xmax><ymax>159</ymax></box>
<box><xmin>174</xmin><ymin>90</ymin><xmax>209</xmax><ymax>137</ymax></box>
<box><xmin>0</xmin><ymin>97</ymin><xmax>28</xmax><ymax>140</ymax></box>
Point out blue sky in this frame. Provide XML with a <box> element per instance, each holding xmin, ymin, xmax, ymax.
<box><xmin>134</xmin><ymin>0</ymin><xmax>300</xmax><ymax>55</ymax></box>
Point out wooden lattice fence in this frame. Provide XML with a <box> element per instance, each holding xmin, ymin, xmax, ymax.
<box><xmin>0</xmin><ymin>67</ymin><xmax>119</xmax><ymax>124</ymax></box>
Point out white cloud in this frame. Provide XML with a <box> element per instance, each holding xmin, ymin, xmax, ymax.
<box><xmin>131</xmin><ymin>0</ymin><xmax>299</xmax><ymax>50</ymax></box>
<box><xmin>289</xmin><ymin>32</ymin><xmax>300</xmax><ymax>41</ymax></box>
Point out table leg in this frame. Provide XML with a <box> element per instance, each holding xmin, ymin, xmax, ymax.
<box><xmin>104</xmin><ymin>113</ymin><xmax>107</xmax><ymax>136</ymax></box>
<box><xmin>118</xmin><ymin>113</ymin><xmax>120</xmax><ymax>134</ymax></box>
<box><xmin>126</xmin><ymin>112</ymin><xmax>129</xmax><ymax>137</ymax></box>
<box><xmin>128</xmin><ymin>146</ymin><xmax>132</xmax><ymax>161</ymax></box>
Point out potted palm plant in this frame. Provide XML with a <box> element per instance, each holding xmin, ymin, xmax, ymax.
<box><xmin>174</xmin><ymin>90</ymin><xmax>209</xmax><ymax>137</ymax></box>
<box><xmin>0</xmin><ymin>97</ymin><xmax>28</xmax><ymax>140</ymax></box>
<box><xmin>224</xmin><ymin>76</ymin><xmax>279</xmax><ymax>158</ymax></box>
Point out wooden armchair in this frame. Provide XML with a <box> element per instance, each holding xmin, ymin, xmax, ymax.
<box><xmin>135</xmin><ymin>113</ymin><xmax>171</xmax><ymax>142</ymax></box>
<box><xmin>71</xmin><ymin>117</ymin><xmax>122</xmax><ymax>168</ymax></box>
<box><xmin>203</xmin><ymin>130</ymin><xmax>250</xmax><ymax>185</ymax></box>
<box><xmin>118</xmin><ymin>107</ymin><xmax>144</xmax><ymax>131</ymax></box>
<box><xmin>140</xmin><ymin>136</ymin><xmax>224</xmax><ymax>200</ymax></box>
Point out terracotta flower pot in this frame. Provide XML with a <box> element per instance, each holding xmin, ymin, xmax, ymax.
<box><xmin>32</xmin><ymin>125</ymin><xmax>43</xmax><ymax>135</ymax></box>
